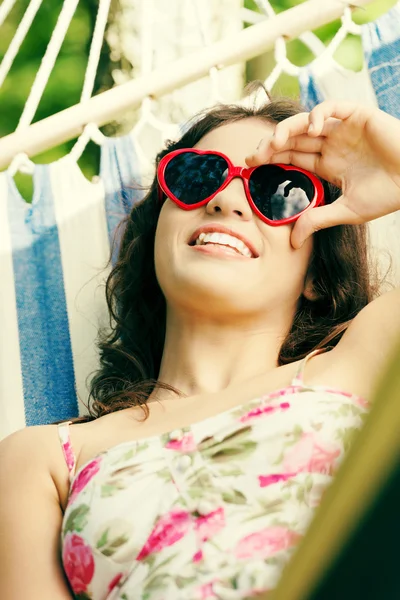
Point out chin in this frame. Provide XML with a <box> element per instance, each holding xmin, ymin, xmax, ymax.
<box><xmin>166</xmin><ymin>276</ymin><xmax>258</xmax><ymax>316</ymax></box>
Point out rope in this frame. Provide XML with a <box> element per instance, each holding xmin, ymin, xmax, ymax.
<box><xmin>312</xmin><ymin>7</ymin><xmax>359</xmax><ymax>64</ymax></box>
<box><xmin>0</xmin><ymin>0</ymin><xmax>43</xmax><ymax>90</ymax></box>
<box><xmin>0</xmin><ymin>0</ymin><xmax>377</xmax><ymax>167</ymax></box>
<box><xmin>69</xmin><ymin>123</ymin><xmax>106</xmax><ymax>162</ymax></box>
<box><xmin>0</xmin><ymin>0</ymin><xmax>17</xmax><ymax>28</ymax></box>
<box><xmin>257</xmin><ymin>1</ymin><xmax>361</xmax><ymax>91</ymax></box>
<box><xmin>254</xmin><ymin>0</ymin><xmax>275</xmax><ymax>20</ymax></box>
<box><xmin>131</xmin><ymin>0</ymin><xmax>161</xmax><ymax>171</ymax></box>
<box><xmin>192</xmin><ymin>0</ymin><xmax>224</xmax><ymax>104</ymax></box>
<box><xmin>131</xmin><ymin>0</ymin><xmax>178</xmax><ymax>171</ymax></box>
<box><xmin>241</xmin><ymin>7</ymin><xmax>264</xmax><ymax>25</ymax></box>
<box><xmin>17</xmin><ymin>0</ymin><xmax>80</xmax><ymax>131</ymax></box>
<box><xmin>71</xmin><ymin>0</ymin><xmax>111</xmax><ymax>163</ymax></box>
<box><xmin>81</xmin><ymin>0</ymin><xmax>112</xmax><ymax>102</ymax></box>
<box><xmin>7</xmin><ymin>152</ymin><xmax>35</xmax><ymax>177</ymax></box>
<box><xmin>257</xmin><ymin>0</ymin><xmax>298</xmax><ymax>91</ymax></box>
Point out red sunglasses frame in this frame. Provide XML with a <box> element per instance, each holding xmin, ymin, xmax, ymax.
<box><xmin>157</xmin><ymin>148</ymin><xmax>325</xmax><ymax>226</ymax></box>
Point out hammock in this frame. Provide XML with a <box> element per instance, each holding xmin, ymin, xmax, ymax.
<box><xmin>1</xmin><ymin>0</ymin><xmax>400</xmax><ymax>440</ymax></box>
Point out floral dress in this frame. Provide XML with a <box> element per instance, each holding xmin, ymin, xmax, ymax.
<box><xmin>58</xmin><ymin>349</ymin><xmax>369</xmax><ymax>600</ymax></box>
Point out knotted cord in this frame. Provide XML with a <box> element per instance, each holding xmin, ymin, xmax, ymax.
<box><xmin>0</xmin><ymin>0</ymin><xmax>43</xmax><ymax>90</ymax></box>
<box><xmin>0</xmin><ymin>0</ymin><xmax>378</xmax><ymax>168</ymax></box>
<box><xmin>17</xmin><ymin>0</ymin><xmax>80</xmax><ymax>130</ymax></box>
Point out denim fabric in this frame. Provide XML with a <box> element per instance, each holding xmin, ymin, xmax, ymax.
<box><xmin>299</xmin><ymin>56</ymin><xmax>378</xmax><ymax>111</ymax></box>
<box><xmin>100</xmin><ymin>134</ymin><xmax>145</xmax><ymax>265</ymax></box>
<box><xmin>299</xmin><ymin>67</ymin><xmax>324</xmax><ymax>111</ymax></box>
<box><xmin>361</xmin><ymin>1</ymin><xmax>400</xmax><ymax>119</ymax></box>
<box><xmin>48</xmin><ymin>156</ymin><xmax>111</xmax><ymax>427</ymax></box>
<box><xmin>6</xmin><ymin>166</ymin><xmax>78</xmax><ymax>427</ymax></box>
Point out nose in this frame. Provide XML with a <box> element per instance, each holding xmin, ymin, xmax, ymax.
<box><xmin>205</xmin><ymin>175</ymin><xmax>252</xmax><ymax>221</ymax></box>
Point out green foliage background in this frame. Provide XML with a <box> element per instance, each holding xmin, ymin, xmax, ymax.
<box><xmin>0</xmin><ymin>0</ymin><xmax>396</xmax><ymax>200</ymax></box>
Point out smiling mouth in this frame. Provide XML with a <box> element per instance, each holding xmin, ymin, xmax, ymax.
<box><xmin>191</xmin><ymin>243</ymin><xmax>250</xmax><ymax>259</ymax></box>
<box><xmin>189</xmin><ymin>231</ymin><xmax>254</xmax><ymax>258</ymax></box>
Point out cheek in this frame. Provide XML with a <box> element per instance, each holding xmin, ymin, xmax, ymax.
<box><xmin>261</xmin><ymin>226</ymin><xmax>313</xmax><ymax>292</ymax></box>
<box><xmin>290</xmin><ymin>237</ymin><xmax>314</xmax><ymax>293</ymax></box>
<box><xmin>154</xmin><ymin>201</ymin><xmax>186</xmax><ymax>290</ymax></box>
<box><xmin>154</xmin><ymin>212</ymin><xmax>172</xmax><ymax>286</ymax></box>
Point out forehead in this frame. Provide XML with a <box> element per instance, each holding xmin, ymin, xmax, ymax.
<box><xmin>194</xmin><ymin>117</ymin><xmax>275</xmax><ymax>165</ymax></box>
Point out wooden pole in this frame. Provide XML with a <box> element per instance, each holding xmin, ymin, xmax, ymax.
<box><xmin>0</xmin><ymin>0</ymin><xmax>375</xmax><ymax>169</ymax></box>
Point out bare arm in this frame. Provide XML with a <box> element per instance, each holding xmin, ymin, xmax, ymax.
<box><xmin>330</xmin><ymin>288</ymin><xmax>400</xmax><ymax>399</ymax></box>
<box><xmin>0</xmin><ymin>427</ymin><xmax>73</xmax><ymax>600</ymax></box>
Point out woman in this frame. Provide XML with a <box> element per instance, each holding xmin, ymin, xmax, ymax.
<box><xmin>1</xmin><ymin>97</ymin><xmax>400</xmax><ymax>600</ymax></box>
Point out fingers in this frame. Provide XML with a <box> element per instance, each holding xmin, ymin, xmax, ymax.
<box><xmin>272</xmin><ymin>112</ymin><xmax>310</xmax><ymax>148</ymax></box>
<box><xmin>308</xmin><ymin>101</ymin><xmax>370</xmax><ymax>136</ymax></box>
<box><xmin>246</xmin><ymin>99</ymin><xmax>366</xmax><ymax>168</ymax></box>
<box><xmin>246</xmin><ymin>114</ymin><xmax>338</xmax><ymax>167</ymax></box>
<box><xmin>290</xmin><ymin>198</ymin><xmax>363</xmax><ymax>249</ymax></box>
<box><xmin>247</xmin><ymin>134</ymin><xmax>323</xmax><ymax>167</ymax></box>
<box><xmin>263</xmin><ymin>150</ymin><xmax>322</xmax><ymax>174</ymax></box>
<box><xmin>246</xmin><ymin>113</ymin><xmax>310</xmax><ymax>166</ymax></box>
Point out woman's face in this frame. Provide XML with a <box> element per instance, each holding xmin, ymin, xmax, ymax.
<box><xmin>154</xmin><ymin>117</ymin><xmax>314</xmax><ymax>322</ymax></box>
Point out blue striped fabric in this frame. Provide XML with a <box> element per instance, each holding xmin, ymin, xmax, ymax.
<box><xmin>7</xmin><ymin>166</ymin><xmax>78</xmax><ymax>427</ymax></box>
<box><xmin>299</xmin><ymin>68</ymin><xmax>324</xmax><ymax>112</ymax></box>
<box><xmin>100</xmin><ymin>133</ymin><xmax>145</xmax><ymax>265</ymax></box>
<box><xmin>0</xmin><ymin>135</ymin><xmax>144</xmax><ymax>439</ymax></box>
<box><xmin>361</xmin><ymin>0</ymin><xmax>400</xmax><ymax>119</ymax></box>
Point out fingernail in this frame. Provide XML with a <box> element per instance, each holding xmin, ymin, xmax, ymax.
<box><xmin>308</xmin><ymin>123</ymin><xmax>314</xmax><ymax>134</ymax></box>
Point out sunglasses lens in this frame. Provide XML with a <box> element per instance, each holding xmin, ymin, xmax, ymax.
<box><xmin>164</xmin><ymin>152</ymin><xmax>229</xmax><ymax>205</ymax></box>
<box><xmin>249</xmin><ymin>165</ymin><xmax>315</xmax><ymax>221</ymax></box>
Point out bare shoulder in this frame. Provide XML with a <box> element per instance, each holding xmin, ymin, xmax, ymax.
<box><xmin>318</xmin><ymin>289</ymin><xmax>400</xmax><ymax>399</ymax></box>
<box><xmin>0</xmin><ymin>427</ymin><xmax>75</xmax><ymax>599</ymax></box>
<box><xmin>0</xmin><ymin>424</ymin><xmax>61</xmax><ymax>470</ymax></box>
<box><xmin>0</xmin><ymin>425</ymin><xmax>70</xmax><ymax>503</ymax></box>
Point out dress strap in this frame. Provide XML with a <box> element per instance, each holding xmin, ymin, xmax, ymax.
<box><xmin>57</xmin><ymin>421</ymin><xmax>77</xmax><ymax>482</ymax></box>
<box><xmin>291</xmin><ymin>348</ymin><xmax>328</xmax><ymax>387</ymax></box>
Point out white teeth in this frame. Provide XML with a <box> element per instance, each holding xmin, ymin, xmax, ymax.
<box><xmin>194</xmin><ymin>232</ymin><xmax>253</xmax><ymax>258</ymax></box>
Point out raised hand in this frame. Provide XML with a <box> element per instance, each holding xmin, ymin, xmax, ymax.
<box><xmin>246</xmin><ymin>101</ymin><xmax>400</xmax><ymax>248</ymax></box>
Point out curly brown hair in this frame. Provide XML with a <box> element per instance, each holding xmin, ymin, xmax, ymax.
<box><xmin>84</xmin><ymin>98</ymin><xmax>377</xmax><ymax>421</ymax></box>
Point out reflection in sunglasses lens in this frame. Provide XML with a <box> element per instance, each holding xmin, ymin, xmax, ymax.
<box><xmin>165</xmin><ymin>153</ymin><xmax>229</xmax><ymax>205</ymax></box>
<box><xmin>249</xmin><ymin>165</ymin><xmax>314</xmax><ymax>220</ymax></box>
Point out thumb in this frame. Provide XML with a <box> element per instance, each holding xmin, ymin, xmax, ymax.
<box><xmin>290</xmin><ymin>197</ymin><xmax>356</xmax><ymax>249</ymax></box>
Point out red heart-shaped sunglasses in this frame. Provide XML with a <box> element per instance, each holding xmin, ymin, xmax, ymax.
<box><xmin>157</xmin><ymin>148</ymin><xmax>325</xmax><ymax>226</ymax></box>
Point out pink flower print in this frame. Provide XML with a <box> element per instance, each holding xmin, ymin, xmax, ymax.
<box><xmin>193</xmin><ymin>549</ymin><xmax>203</xmax><ymax>563</ymax></box>
<box><xmin>252</xmin><ymin>587</ymin><xmax>273</xmax><ymax>597</ymax></box>
<box><xmin>62</xmin><ymin>533</ymin><xmax>95</xmax><ymax>594</ymax></box>
<box><xmin>165</xmin><ymin>433</ymin><xmax>197</xmax><ymax>452</ymax></box>
<box><xmin>62</xmin><ymin>441</ymin><xmax>75</xmax><ymax>472</ymax></box>
<box><xmin>195</xmin><ymin>581</ymin><xmax>217</xmax><ymax>599</ymax></box>
<box><xmin>234</xmin><ymin>526</ymin><xmax>301</xmax><ymax>560</ymax></box>
<box><xmin>283</xmin><ymin>432</ymin><xmax>341</xmax><ymax>476</ymax></box>
<box><xmin>258</xmin><ymin>472</ymin><xmax>296</xmax><ymax>487</ymax></box>
<box><xmin>240</xmin><ymin>401</ymin><xmax>291</xmax><ymax>423</ymax></box>
<box><xmin>194</xmin><ymin>507</ymin><xmax>225</xmax><ymax>542</ymax></box>
<box><xmin>108</xmin><ymin>572</ymin><xmax>124</xmax><ymax>592</ymax></box>
<box><xmin>355</xmin><ymin>395</ymin><xmax>369</xmax><ymax>408</ymax></box>
<box><xmin>137</xmin><ymin>509</ymin><xmax>191</xmax><ymax>560</ymax></box>
<box><xmin>69</xmin><ymin>456</ymin><xmax>102</xmax><ymax>503</ymax></box>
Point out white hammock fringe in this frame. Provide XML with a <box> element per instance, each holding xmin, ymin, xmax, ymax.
<box><xmin>17</xmin><ymin>0</ymin><xmax>80</xmax><ymax>131</ymax></box>
<box><xmin>0</xmin><ymin>0</ymin><xmax>43</xmax><ymax>91</ymax></box>
<box><xmin>0</xmin><ymin>0</ymin><xmax>376</xmax><ymax>169</ymax></box>
<box><xmin>81</xmin><ymin>0</ymin><xmax>112</xmax><ymax>103</ymax></box>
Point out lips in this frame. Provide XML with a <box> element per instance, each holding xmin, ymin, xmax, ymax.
<box><xmin>188</xmin><ymin>224</ymin><xmax>259</xmax><ymax>258</ymax></box>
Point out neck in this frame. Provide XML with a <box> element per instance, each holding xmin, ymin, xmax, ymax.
<box><xmin>152</xmin><ymin>306</ymin><xmax>294</xmax><ymax>401</ymax></box>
